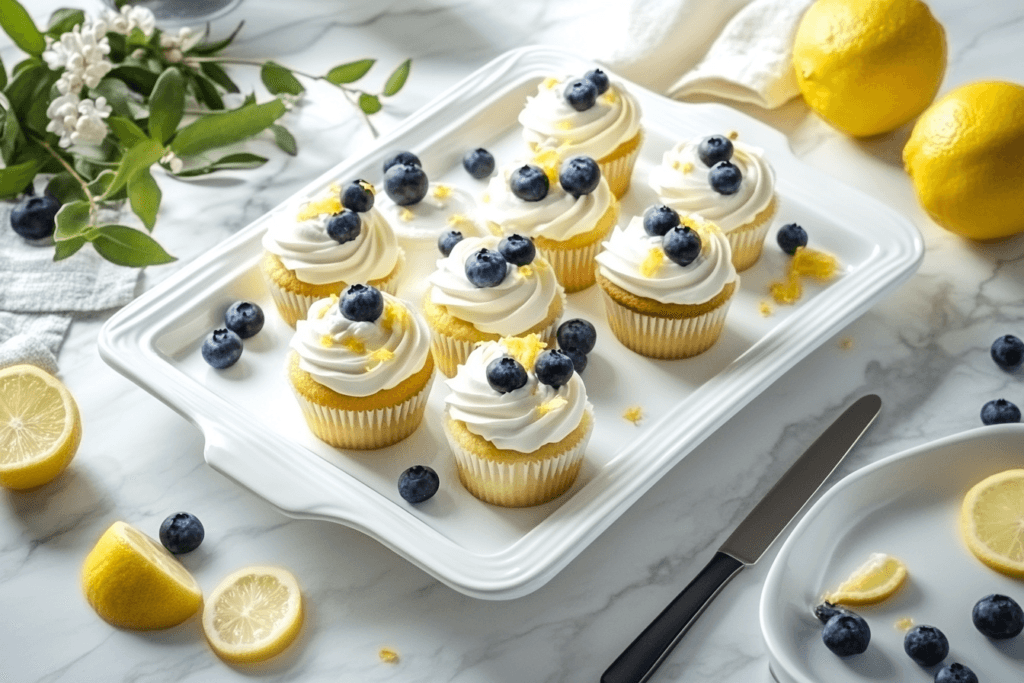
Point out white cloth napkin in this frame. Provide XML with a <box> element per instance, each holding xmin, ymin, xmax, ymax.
<box><xmin>592</xmin><ymin>0</ymin><xmax>814</xmax><ymax>109</ymax></box>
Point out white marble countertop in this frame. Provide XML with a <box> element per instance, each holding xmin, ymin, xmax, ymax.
<box><xmin>3</xmin><ymin>1</ymin><xmax>1024</xmax><ymax>681</ymax></box>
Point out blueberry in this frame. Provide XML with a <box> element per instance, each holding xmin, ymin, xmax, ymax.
<box><xmin>585</xmin><ymin>68</ymin><xmax>610</xmax><ymax>95</ymax></box>
<box><xmin>777</xmin><ymin>223</ymin><xmax>809</xmax><ymax>255</ymax></box>
<box><xmin>438</xmin><ymin>229</ymin><xmax>464</xmax><ymax>257</ymax></box>
<box><xmin>643</xmin><ymin>205</ymin><xmax>681</xmax><ymax>237</ymax></box>
<box><xmin>341</xmin><ymin>180</ymin><xmax>374</xmax><ymax>212</ymax></box>
<box><xmin>564</xmin><ymin>77</ymin><xmax>598</xmax><ymax>111</ymax></box>
<box><xmin>326</xmin><ymin>209</ymin><xmax>362</xmax><ymax>244</ymax></box>
<box><xmin>398</xmin><ymin>465</ymin><xmax>439</xmax><ymax>504</ymax></box>
<box><xmin>498</xmin><ymin>234</ymin><xmax>536</xmax><ymax>266</ymax></box>
<box><xmin>465</xmin><ymin>248</ymin><xmax>508</xmax><ymax>288</ymax></box>
<box><xmin>563</xmin><ymin>347</ymin><xmax>588</xmax><ymax>373</ymax></box>
<box><xmin>814</xmin><ymin>602</ymin><xmax>850</xmax><ymax>625</ymax></box>
<box><xmin>663</xmin><ymin>225</ymin><xmax>702</xmax><ymax>267</ymax></box>
<box><xmin>534</xmin><ymin>349</ymin><xmax>576</xmax><ymax>389</ymax></box>
<box><xmin>559</xmin><ymin>156</ymin><xmax>601</xmax><ymax>197</ymax></box>
<box><xmin>224</xmin><ymin>301</ymin><xmax>264</xmax><ymax>339</ymax></box>
<box><xmin>159</xmin><ymin>512</ymin><xmax>205</xmax><ymax>554</ymax></box>
<box><xmin>991</xmin><ymin>334</ymin><xmax>1024</xmax><ymax>372</ymax></box>
<box><xmin>557</xmin><ymin>318</ymin><xmax>597</xmax><ymax>355</ymax></box>
<box><xmin>904</xmin><ymin>625</ymin><xmax>949</xmax><ymax>667</ymax></box>
<box><xmin>202</xmin><ymin>328</ymin><xmax>243</xmax><ymax>369</ymax></box>
<box><xmin>340</xmin><ymin>284</ymin><xmax>384</xmax><ymax>322</ymax></box>
<box><xmin>934</xmin><ymin>663</ymin><xmax>978</xmax><ymax>683</ymax></box>
<box><xmin>510</xmin><ymin>165</ymin><xmax>549</xmax><ymax>202</ymax></box>
<box><xmin>382</xmin><ymin>151</ymin><xmax>420</xmax><ymax>174</ymax></box>
<box><xmin>709</xmin><ymin>161</ymin><xmax>742</xmax><ymax>195</ymax></box>
<box><xmin>10</xmin><ymin>194</ymin><xmax>61</xmax><ymax>240</ymax></box>
<box><xmin>486</xmin><ymin>356</ymin><xmax>528</xmax><ymax>394</ymax></box>
<box><xmin>383</xmin><ymin>163</ymin><xmax>429</xmax><ymax>206</ymax></box>
<box><xmin>822</xmin><ymin>613</ymin><xmax>871</xmax><ymax>657</ymax></box>
<box><xmin>462</xmin><ymin>148</ymin><xmax>495</xmax><ymax>179</ymax></box>
<box><xmin>972</xmin><ymin>594</ymin><xmax>1024</xmax><ymax>639</ymax></box>
<box><xmin>697</xmin><ymin>135</ymin><xmax>734</xmax><ymax>167</ymax></box>
<box><xmin>981</xmin><ymin>398</ymin><xmax>1021</xmax><ymax>425</ymax></box>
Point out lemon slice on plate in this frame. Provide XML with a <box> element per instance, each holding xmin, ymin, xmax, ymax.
<box><xmin>961</xmin><ymin>469</ymin><xmax>1024</xmax><ymax>578</ymax></box>
<box><xmin>202</xmin><ymin>566</ymin><xmax>304</xmax><ymax>663</ymax></box>
<box><xmin>825</xmin><ymin>552</ymin><xmax>908</xmax><ymax>605</ymax></box>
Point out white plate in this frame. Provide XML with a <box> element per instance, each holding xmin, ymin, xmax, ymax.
<box><xmin>760</xmin><ymin>425</ymin><xmax>1024</xmax><ymax>683</ymax></box>
<box><xmin>98</xmin><ymin>46</ymin><xmax>922</xmax><ymax>600</ymax></box>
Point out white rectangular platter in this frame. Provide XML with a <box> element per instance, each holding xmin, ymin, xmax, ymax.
<box><xmin>98</xmin><ymin>46</ymin><xmax>923</xmax><ymax>600</ymax></box>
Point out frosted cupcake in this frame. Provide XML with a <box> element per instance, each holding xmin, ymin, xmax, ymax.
<box><xmin>423</xmin><ymin>234</ymin><xmax>565</xmax><ymax>377</ymax></box>
<box><xmin>287</xmin><ymin>285</ymin><xmax>434</xmax><ymax>450</ymax></box>
<box><xmin>648</xmin><ymin>133</ymin><xmax>777</xmax><ymax>271</ymax></box>
<box><xmin>595</xmin><ymin>208</ymin><xmax>738</xmax><ymax>359</ymax></box>
<box><xmin>261</xmin><ymin>180</ymin><xmax>404</xmax><ymax>326</ymax></box>
<box><xmin>443</xmin><ymin>335</ymin><xmax>593</xmax><ymax>507</ymax></box>
<box><xmin>519</xmin><ymin>69</ymin><xmax>643</xmax><ymax>198</ymax></box>
<box><xmin>480</xmin><ymin>156</ymin><xmax>619</xmax><ymax>292</ymax></box>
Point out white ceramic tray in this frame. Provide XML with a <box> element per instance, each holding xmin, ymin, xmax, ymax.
<box><xmin>761</xmin><ymin>425</ymin><xmax>1024</xmax><ymax>683</ymax></box>
<box><xmin>98</xmin><ymin>45</ymin><xmax>923</xmax><ymax>600</ymax></box>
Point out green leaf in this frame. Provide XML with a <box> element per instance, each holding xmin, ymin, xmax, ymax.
<box><xmin>200</xmin><ymin>61</ymin><xmax>240</xmax><ymax>94</ymax></box>
<box><xmin>89</xmin><ymin>225</ymin><xmax>176</xmax><ymax>267</ymax></box>
<box><xmin>2</xmin><ymin>106</ymin><xmax>25</xmax><ymax>163</ymax></box>
<box><xmin>53</xmin><ymin>235</ymin><xmax>86</xmax><ymax>261</ymax></box>
<box><xmin>269</xmin><ymin>124</ymin><xmax>297</xmax><ymax>156</ymax></box>
<box><xmin>191</xmin><ymin>74</ymin><xmax>225</xmax><ymax>110</ymax></box>
<box><xmin>188</xmin><ymin>21</ymin><xmax>244</xmax><ymax>56</ymax></box>
<box><xmin>171</xmin><ymin>99</ymin><xmax>286</xmax><ymax>157</ymax></box>
<box><xmin>46</xmin><ymin>172</ymin><xmax>87</xmax><ymax>204</ymax></box>
<box><xmin>0</xmin><ymin>54</ymin><xmax>7</xmax><ymax>91</ymax></box>
<box><xmin>105</xmin><ymin>138</ymin><xmax>164</xmax><ymax>198</ymax></box>
<box><xmin>107</xmin><ymin>116</ymin><xmax>148</xmax><ymax>148</ymax></box>
<box><xmin>108</xmin><ymin>65</ymin><xmax>158</xmax><ymax>96</ymax></box>
<box><xmin>261</xmin><ymin>62</ymin><xmax>304</xmax><ymax>96</ymax></box>
<box><xmin>4</xmin><ymin>62</ymin><xmax>46</xmax><ymax>115</ymax></box>
<box><xmin>90</xmin><ymin>78</ymin><xmax>135</xmax><ymax>120</ymax></box>
<box><xmin>325</xmin><ymin>59</ymin><xmax>375</xmax><ymax>85</ymax></box>
<box><xmin>0</xmin><ymin>159</ymin><xmax>38</xmax><ymax>198</ymax></box>
<box><xmin>106</xmin><ymin>32</ymin><xmax>127</xmax><ymax>62</ymax></box>
<box><xmin>54</xmin><ymin>200</ymin><xmax>91</xmax><ymax>240</ymax></box>
<box><xmin>359</xmin><ymin>93</ymin><xmax>382</xmax><ymax>115</ymax></box>
<box><xmin>382</xmin><ymin>59</ymin><xmax>411</xmax><ymax>97</ymax></box>
<box><xmin>173</xmin><ymin>152</ymin><xmax>268</xmax><ymax>177</ymax></box>
<box><xmin>148</xmin><ymin>68</ymin><xmax>186</xmax><ymax>144</ymax></box>
<box><xmin>127</xmin><ymin>168</ymin><xmax>161</xmax><ymax>231</ymax></box>
<box><xmin>86</xmin><ymin>170</ymin><xmax>116</xmax><ymax>197</ymax></box>
<box><xmin>19</xmin><ymin>71</ymin><xmax>61</xmax><ymax>136</ymax></box>
<box><xmin>0</xmin><ymin>0</ymin><xmax>47</xmax><ymax>56</ymax></box>
<box><xmin>46</xmin><ymin>8</ymin><xmax>85</xmax><ymax>36</ymax></box>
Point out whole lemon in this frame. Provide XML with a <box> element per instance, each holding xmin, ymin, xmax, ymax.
<box><xmin>903</xmin><ymin>81</ymin><xmax>1024</xmax><ymax>241</ymax></box>
<box><xmin>792</xmin><ymin>0</ymin><xmax>947</xmax><ymax>138</ymax></box>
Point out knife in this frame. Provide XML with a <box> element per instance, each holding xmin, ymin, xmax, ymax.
<box><xmin>601</xmin><ymin>394</ymin><xmax>882</xmax><ymax>683</ymax></box>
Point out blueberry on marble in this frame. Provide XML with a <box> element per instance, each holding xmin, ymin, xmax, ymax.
<box><xmin>486</xmin><ymin>356</ymin><xmax>528</xmax><ymax>394</ymax></box>
<box><xmin>563</xmin><ymin>347</ymin><xmax>588</xmax><ymax>373</ymax></box>
<box><xmin>990</xmin><ymin>334</ymin><xmax>1024</xmax><ymax>372</ymax></box>
<box><xmin>814</xmin><ymin>602</ymin><xmax>850</xmax><ymax>625</ymax></box>
<box><xmin>534</xmin><ymin>349</ymin><xmax>575</xmax><ymax>389</ymax></box>
<box><xmin>498</xmin><ymin>233</ymin><xmax>536</xmax><ymax>266</ymax></box>
<box><xmin>559</xmin><ymin>156</ymin><xmax>601</xmax><ymax>197</ymax></box>
<box><xmin>326</xmin><ymin>209</ymin><xmax>362</xmax><ymax>244</ymax></box>
<box><xmin>777</xmin><ymin>223</ymin><xmax>809</xmax><ymax>255</ymax></box>
<box><xmin>973</xmin><ymin>594</ymin><xmax>1024</xmax><ymax>639</ymax></box>
<box><xmin>557</xmin><ymin>318</ymin><xmax>597</xmax><ymax>355</ymax></box>
<box><xmin>981</xmin><ymin>398</ymin><xmax>1021</xmax><ymax>425</ymax></box>
<box><xmin>904</xmin><ymin>625</ymin><xmax>949</xmax><ymax>667</ymax></box>
<box><xmin>159</xmin><ymin>512</ymin><xmax>205</xmax><ymax>554</ymax></box>
<box><xmin>382</xmin><ymin>150</ymin><xmax>420</xmax><ymax>174</ymax></box>
<box><xmin>224</xmin><ymin>301</ymin><xmax>264</xmax><ymax>339</ymax></box>
<box><xmin>383</xmin><ymin>162</ymin><xmax>429</xmax><ymax>206</ymax></box>
<box><xmin>822</xmin><ymin>613</ymin><xmax>871</xmax><ymax>657</ymax></box>
<box><xmin>202</xmin><ymin>328</ymin><xmax>243</xmax><ymax>369</ymax></box>
<box><xmin>564</xmin><ymin>77</ymin><xmax>599</xmax><ymax>111</ymax></box>
<box><xmin>398</xmin><ymin>465</ymin><xmax>439</xmax><ymax>504</ymax></box>
<box><xmin>663</xmin><ymin>225</ymin><xmax>702</xmax><ymax>267</ymax></box>
<box><xmin>438</xmin><ymin>229</ymin><xmax>464</xmax><ymax>257</ymax></box>
<box><xmin>643</xmin><ymin>205</ymin><xmax>681</xmax><ymax>237</ymax></box>
<box><xmin>340</xmin><ymin>284</ymin><xmax>384</xmax><ymax>322</ymax></box>
<box><xmin>462</xmin><ymin>148</ymin><xmax>495</xmax><ymax>179</ymax></box>
<box><xmin>709</xmin><ymin>161</ymin><xmax>742</xmax><ymax>195</ymax></box>
<box><xmin>510</xmin><ymin>165</ymin><xmax>549</xmax><ymax>202</ymax></box>
<box><xmin>465</xmin><ymin>248</ymin><xmax>508</xmax><ymax>288</ymax></box>
<box><xmin>341</xmin><ymin>179</ymin><xmax>374</xmax><ymax>212</ymax></box>
<box><xmin>934</xmin><ymin>663</ymin><xmax>978</xmax><ymax>683</ymax></box>
<box><xmin>10</xmin><ymin>194</ymin><xmax>61</xmax><ymax>240</ymax></box>
<box><xmin>697</xmin><ymin>135</ymin><xmax>734</xmax><ymax>167</ymax></box>
<box><xmin>585</xmin><ymin>68</ymin><xmax>610</xmax><ymax>95</ymax></box>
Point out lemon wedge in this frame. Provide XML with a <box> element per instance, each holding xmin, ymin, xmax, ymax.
<box><xmin>825</xmin><ymin>552</ymin><xmax>908</xmax><ymax>606</ymax></box>
<box><xmin>960</xmin><ymin>469</ymin><xmax>1024</xmax><ymax>578</ymax></box>
<box><xmin>82</xmin><ymin>521</ymin><xmax>203</xmax><ymax>629</ymax></box>
<box><xmin>0</xmin><ymin>364</ymin><xmax>82</xmax><ymax>490</ymax></box>
<box><xmin>202</xmin><ymin>566</ymin><xmax>304</xmax><ymax>663</ymax></box>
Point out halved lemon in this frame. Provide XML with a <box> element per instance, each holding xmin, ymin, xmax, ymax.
<box><xmin>202</xmin><ymin>565</ymin><xmax>304</xmax><ymax>664</ymax></box>
<box><xmin>0</xmin><ymin>364</ymin><xmax>82</xmax><ymax>490</ymax></box>
<box><xmin>960</xmin><ymin>469</ymin><xmax>1024</xmax><ymax>578</ymax></box>
<box><xmin>825</xmin><ymin>552</ymin><xmax>908</xmax><ymax>605</ymax></box>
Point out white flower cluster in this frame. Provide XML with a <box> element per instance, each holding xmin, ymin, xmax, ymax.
<box><xmin>42</xmin><ymin>22</ymin><xmax>113</xmax><ymax>94</ymax></box>
<box><xmin>160</xmin><ymin>27</ymin><xmax>203</xmax><ymax>64</ymax></box>
<box><xmin>45</xmin><ymin>94</ymin><xmax>113</xmax><ymax>148</ymax></box>
<box><xmin>101</xmin><ymin>5</ymin><xmax>157</xmax><ymax>37</ymax></box>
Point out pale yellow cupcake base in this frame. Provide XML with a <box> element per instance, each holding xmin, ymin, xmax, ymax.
<box><xmin>598</xmin><ymin>131</ymin><xmax>643</xmax><ymax>199</ymax></box>
<box><xmin>723</xmin><ymin>195</ymin><xmax>778</xmax><ymax>272</ymax></box>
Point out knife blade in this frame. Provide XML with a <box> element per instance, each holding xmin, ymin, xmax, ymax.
<box><xmin>601</xmin><ymin>394</ymin><xmax>882</xmax><ymax>683</ymax></box>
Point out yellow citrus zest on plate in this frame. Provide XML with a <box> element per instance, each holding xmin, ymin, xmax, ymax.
<box><xmin>640</xmin><ymin>247</ymin><xmax>664</xmax><ymax>278</ymax></box>
<box><xmin>202</xmin><ymin>565</ymin><xmax>303</xmax><ymax>664</ymax></box>
<box><xmin>895</xmin><ymin>617</ymin><xmax>915</xmax><ymax>631</ymax></box>
<box><xmin>0</xmin><ymin>364</ymin><xmax>82</xmax><ymax>490</ymax></box>
<box><xmin>824</xmin><ymin>552</ymin><xmax>908</xmax><ymax>606</ymax></box>
<box><xmin>960</xmin><ymin>469</ymin><xmax>1024</xmax><ymax>578</ymax></box>
<box><xmin>792</xmin><ymin>248</ymin><xmax>840</xmax><ymax>281</ymax></box>
<box><xmin>623</xmin><ymin>406</ymin><xmax>643</xmax><ymax>424</ymax></box>
<box><xmin>769</xmin><ymin>271</ymin><xmax>802</xmax><ymax>304</ymax></box>
<box><xmin>379</xmin><ymin>647</ymin><xmax>400</xmax><ymax>664</ymax></box>
<box><xmin>501</xmin><ymin>334</ymin><xmax>546</xmax><ymax>371</ymax></box>
<box><xmin>759</xmin><ymin>301</ymin><xmax>774</xmax><ymax>317</ymax></box>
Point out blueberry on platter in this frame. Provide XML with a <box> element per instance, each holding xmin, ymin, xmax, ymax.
<box><xmin>991</xmin><ymin>334</ymin><xmax>1024</xmax><ymax>372</ymax></box>
<box><xmin>326</xmin><ymin>209</ymin><xmax>362</xmax><ymax>244</ymax></box>
<box><xmin>398</xmin><ymin>465</ymin><xmax>440</xmax><ymax>504</ymax></box>
<box><xmin>709</xmin><ymin>161</ymin><xmax>742</xmax><ymax>195</ymax></box>
<box><xmin>972</xmin><ymin>594</ymin><xmax>1024</xmax><ymax>639</ymax></box>
<box><xmin>697</xmin><ymin>135</ymin><xmax>734</xmax><ymax>167</ymax></box>
<box><xmin>813</xmin><ymin>602</ymin><xmax>849</xmax><ymax>624</ymax></box>
<box><xmin>462</xmin><ymin>148</ymin><xmax>495</xmax><ymax>179</ymax></box>
<box><xmin>534</xmin><ymin>350</ymin><xmax>575</xmax><ymax>389</ymax></box>
<box><xmin>498</xmin><ymin>234</ymin><xmax>535</xmax><ymax>266</ymax></box>
<box><xmin>159</xmin><ymin>512</ymin><xmax>205</xmax><ymax>554</ymax></box>
<box><xmin>224</xmin><ymin>301</ymin><xmax>264</xmax><ymax>339</ymax></box>
<box><xmin>382</xmin><ymin>150</ymin><xmax>420</xmax><ymax>174</ymax></box>
<box><xmin>340</xmin><ymin>284</ymin><xmax>384</xmax><ymax>322</ymax></box>
<box><xmin>557</xmin><ymin>318</ymin><xmax>597</xmax><ymax>355</ymax></box>
<box><xmin>564</xmin><ymin>77</ymin><xmax>598</xmax><ymax>111</ymax></box>
<box><xmin>777</xmin><ymin>223</ymin><xmax>808</xmax><ymax>255</ymax></box>
<box><xmin>10</xmin><ymin>194</ymin><xmax>61</xmax><ymax>240</ymax></box>
<box><xmin>559</xmin><ymin>156</ymin><xmax>601</xmax><ymax>198</ymax></box>
<box><xmin>510</xmin><ymin>164</ymin><xmax>549</xmax><ymax>202</ymax></box>
<box><xmin>438</xmin><ymin>229</ymin><xmax>464</xmax><ymax>257</ymax></box>
<box><xmin>486</xmin><ymin>356</ymin><xmax>528</xmax><ymax>394</ymax></box>
<box><xmin>465</xmin><ymin>248</ymin><xmax>508</xmax><ymax>288</ymax></box>
<box><xmin>981</xmin><ymin>398</ymin><xmax>1021</xmax><ymax>425</ymax></box>
<box><xmin>202</xmin><ymin>328</ymin><xmax>243</xmax><ymax>369</ymax></box>
<box><xmin>821</xmin><ymin>612</ymin><xmax>870</xmax><ymax>657</ymax></box>
<box><xmin>562</xmin><ymin>347</ymin><xmax>587</xmax><ymax>373</ymax></box>
<box><xmin>903</xmin><ymin>624</ymin><xmax>949</xmax><ymax>667</ymax></box>
<box><xmin>341</xmin><ymin>180</ymin><xmax>375</xmax><ymax>212</ymax></box>
<box><xmin>934</xmin><ymin>662</ymin><xmax>978</xmax><ymax>683</ymax></box>
<box><xmin>384</xmin><ymin>162</ymin><xmax>428</xmax><ymax>206</ymax></box>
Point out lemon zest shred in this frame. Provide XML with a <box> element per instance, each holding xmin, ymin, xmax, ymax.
<box><xmin>432</xmin><ymin>184</ymin><xmax>452</xmax><ymax>200</ymax></box>
<box><xmin>758</xmin><ymin>301</ymin><xmax>774</xmax><ymax>317</ymax></box>
<box><xmin>296</xmin><ymin>194</ymin><xmax>342</xmax><ymax>221</ymax></box>
<box><xmin>728</xmin><ymin>130</ymin><xmax>739</xmax><ymax>140</ymax></box>
<box><xmin>602</xmin><ymin>89</ymin><xmax>619</xmax><ymax>105</ymax></box>
<box><xmin>342</xmin><ymin>337</ymin><xmax>366</xmax><ymax>354</ymax></box>
<box><xmin>381</xmin><ymin>300</ymin><xmax>408</xmax><ymax>333</ymax></box>
<box><xmin>448</xmin><ymin>213</ymin><xmax>470</xmax><ymax>226</ymax></box>
<box><xmin>769</xmin><ymin>270</ymin><xmax>802</xmax><ymax>304</ymax></box>
<box><xmin>481</xmin><ymin>192</ymin><xmax>491</xmax><ymax>204</ymax></box>
<box><xmin>623</xmin><ymin>406</ymin><xmax>643</xmax><ymax>424</ymax></box>
<box><xmin>518</xmin><ymin>264</ymin><xmax>533</xmax><ymax>279</ymax></box>
<box><xmin>320</xmin><ymin>334</ymin><xmax>334</xmax><ymax>348</ymax></box>
<box><xmin>681</xmin><ymin>161</ymin><xmax>693</xmax><ymax>174</ymax></box>
<box><xmin>536</xmin><ymin>396</ymin><xmax>568</xmax><ymax>417</ymax></box>
<box><xmin>501</xmin><ymin>334</ymin><xmax>546</xmax><ymax>371</ymax></box>
<box><xmin>792</xmin><ymin>247</ymin><xmax>840</xmax><ymax>280</ymax></box>
<box><xmin>398</xmin><ymin>208</ymin><xmax>414</xmax><ymax>222</ymax></box>
<box><xmin>367</xmin><ymin>347</ymin><xmax>395</xmax><ymax>369</ymax></box>
<box><xmin>895</xmin><ymin>617</ymin><xmax>915</xmax><ymax>632</ymax></box>
<box><xmin>556</xmin><ymin>120</ymin><xmax>573</xmax><ymax>131</ymax></box>
<box><xmin>640</xmin><ymin>247</ymin><xmax>664</xmax><ymax>278</ymax></box>
<box><xmin>542</xmin><ymin>77</ymin><xmax>559</xmax><ymax>90</ymax></box>
<box><xmin>379</xmin><ymin>647</ymin><xmax>400</xmax><ymax>664</ymax></box>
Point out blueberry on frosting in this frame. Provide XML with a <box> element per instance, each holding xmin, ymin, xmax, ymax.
<box><xmin>663</xmin><ymin>225</ymin><xmax>702</xmax><ymax>267</ymax></box>
<box><xmin>510</xmin><ymin>164</ymin><xmax>549</xmax><ymax>202</ymax></box>
<box><xmin>465</xmin><ymin>248</ymin><xmax>508</xmax><ymax>288</ymax></box>
<box><xmin>534</xmin><ymin>349</ymin><xmax>575</xmax><ymax>389</ymax></box>
<box><xmin>564</xmin><ymin>77</ymin><xmax>598</xmax><ymax>112</ymax></box>
<box><xmin>498</xmin><ymin>234</ymin><xmax>536</xmax><ymax>266</ymax></box>
<box><xmin>340</xmin><ymin>283</ymin><xmax>384</xmax><ymax>322</ymax></box>
<box><xmin>643</xmin><ymin>205</ymin><xmax>681</xmax><ymax>237</ymax></box>
<box><xmin>326</xmin><ymin>209</ymin><xmax>362</xmax><ymax>244</ymax></box>
<box><xmin>463</xmin><ymin>148</ymin><xmax>495</xmax><ymax>179</ymax></box>
<box><xmin>697</xmin><ymin>135</ymin><xmax>734</xmax><ymax>167</ymax></box>
<box><xmin>584</xmin><ymin>68</ymin><xmax>610</xmax><ymax>95</ymax></box>
<box><xmin>382</xmin><ymin>150</ymin><xmax>420</xmax><ymax>174</ymax></box>
<box><xmin>438</xmin><ymin>229</ymin><xmax>464</xmax><ymax>257</ymax></box>
<box><xmin>709</xmin><ymin>161</ymin><xmax>742</xmax><ymax>195</ymax></box>
<box><xmin>559</xmin><ymin>156</ymin><xmax>601</xmax><ymax>198</ymax></box>
<box><xmin>486</xmin><ymin>356</ymin><xmax>528</xmax><ymax>394</ymax></box>
<box><xmin>341</xmin><ymin>179</ymin><xmax>375</xmax><ymax>212</ymax></box>
<box><xmin>384</xmin><ymin>162</ymin><xmax>429</xmax><ymax>206</ymax></box>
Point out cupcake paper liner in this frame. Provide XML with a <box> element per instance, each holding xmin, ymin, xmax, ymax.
<box><xmin>429</xmin><ymin>316</ymin><xmax>561</xmax><ymax>378</ymax></box>
<box><xmin>600</xmin><ymin>288</ymin><xmax>732</xmax><ymax>359</ymax></box>
<box><xmin>537</xmin><ymin>231</ymin><xmax>611</xmax><ymax>293</ymax></box>
<box><xmin>727</xmin><ymin>219</ymin><xmax>774</xmax><ymax>272</ymax></box>
<box><xmin>600</xmin><ymin>134</ymin><xmax>643</xmax><ymax>199</ymax></box>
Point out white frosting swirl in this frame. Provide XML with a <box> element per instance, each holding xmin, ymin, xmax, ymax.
<box><xmin>648</xmin><ymin>135</ymin><xmax>775</xmax><ymax>232</ymax></box>
<box><xmin>290</xmin><ymin>293</ymin><xmax>431</xmax><ymax>398</ymax></box>
<box><xmin>445</xmin><ymin>340</ymin><xmax>590</xmax><ymax>452</ymax></box>
<box><xmin>595</xmin><ymin>216</ymin><xmax>738</xmax><ymax>305</ymax></box>
<box><xmin>427</xmin><ymin>234</ymin><xmax>563</xmax><ymax>335</ymax></box>
<box><xmin>377</xmin><ymin>183</ymin><xmax>483</xmax><ymax>247</ymax></box>
<box><xmin>519</xmin><ymin>75</ymin><xmax>642</xmax><ymax>161</ymax></box>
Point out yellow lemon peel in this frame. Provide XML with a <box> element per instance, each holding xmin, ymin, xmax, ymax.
<box><xmin>398</xmin><ymin>208</ymin><xmax>414</xmax><ymax>222</ymax></box>
<box><xmin>342</xmin><ymin>337</ymin><xmax>366</xmax><ymax>354</ymax></box>
<box><xmin>542</xmin><ymin>77</ymin><xmax>559</xmax><ymax>90</ymax></box>
<box><xmin>960</xmin><ymin>469</ymin><xmax>1024</xmax><ymax>578</ymax></box>
<box><xmin>536</xmin><ymin>396</ymin><xmax>568</xmax><ymax>417</ymax></box>
<box><xmin>640</xmin><ymin>248</ymin><xmax>664</xmax><ymax>278</ymax></box>
<box><xmin>432</xmin><ymin>184</ymin><xmax>452</xmax><ymax>200</ymax></box>
<box><xmin>501</xmin><ymin>334</ymin><xmax>546</xmax><ymax>371</ymax></box>
<box><xmin>296</xmin><ymin>194</ymin><xmax>342</xmax><ymax>221</ymax></box>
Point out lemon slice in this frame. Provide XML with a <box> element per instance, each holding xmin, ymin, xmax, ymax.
<box><xmin>0</xmin><ymin>364</ymin><xmax>82</xmax><ymax>490</ymax></box>
<box><xmin>960</xmin><ymin>469</ymin><xmax>1024</xmax><ymax>578</ymax></box>
<box><xmin>825</xmin><ymin>552</ymin><xmax>908</xmax><ymax>605</ymax></box>
<box><xmin>202</xmin><ymin>566</ymin><xmax>304</xmax><ymax>663</ymax></box>
<box><xmin>82</xmin><ymin>521</ymin><xmax>203</xmax><ymax>629</ymax></box>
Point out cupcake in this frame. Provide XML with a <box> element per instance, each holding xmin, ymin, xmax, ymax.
<box><xmin>443</xmin><ymin>335</ymin><xmax>593</xmax><ymax>507</ymax></box>
<box><xmin>595</xmin><ymin>208</ymin><xmax>738</xmax><ymax>359</ymax></box>
<box><xmin>519</xmin><ymin>69</ymin><xmax>643</xmax><ymax>199</ymax></box>
<box><xmin>261</xmin><ymin>180</ymin><xmax>404</xmax><ymax>326</ymax></box>
<box><xmin>423</xmin><ymin>234</ymin><xmax>565</xmax><ymax>377</ymax></box>
<box><xmin>648</xmin><ymin>133</ymin><xmax>777</xmax><ymax>271</ymax></box>
<box><xmin>480</xmin><ymin>156</ymin><xmax>619</xmax><ymax>292</ymax></box>
<box><xmin>287</xmin><ymin>285</ymin><xmax>434</xmax><ymax>450</ymax></box>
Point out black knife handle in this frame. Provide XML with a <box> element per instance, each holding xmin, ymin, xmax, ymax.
<box><xmin>601</xmin><ymin>551</ymin><xmax>745</xmax><ymax>683</ymax></box>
